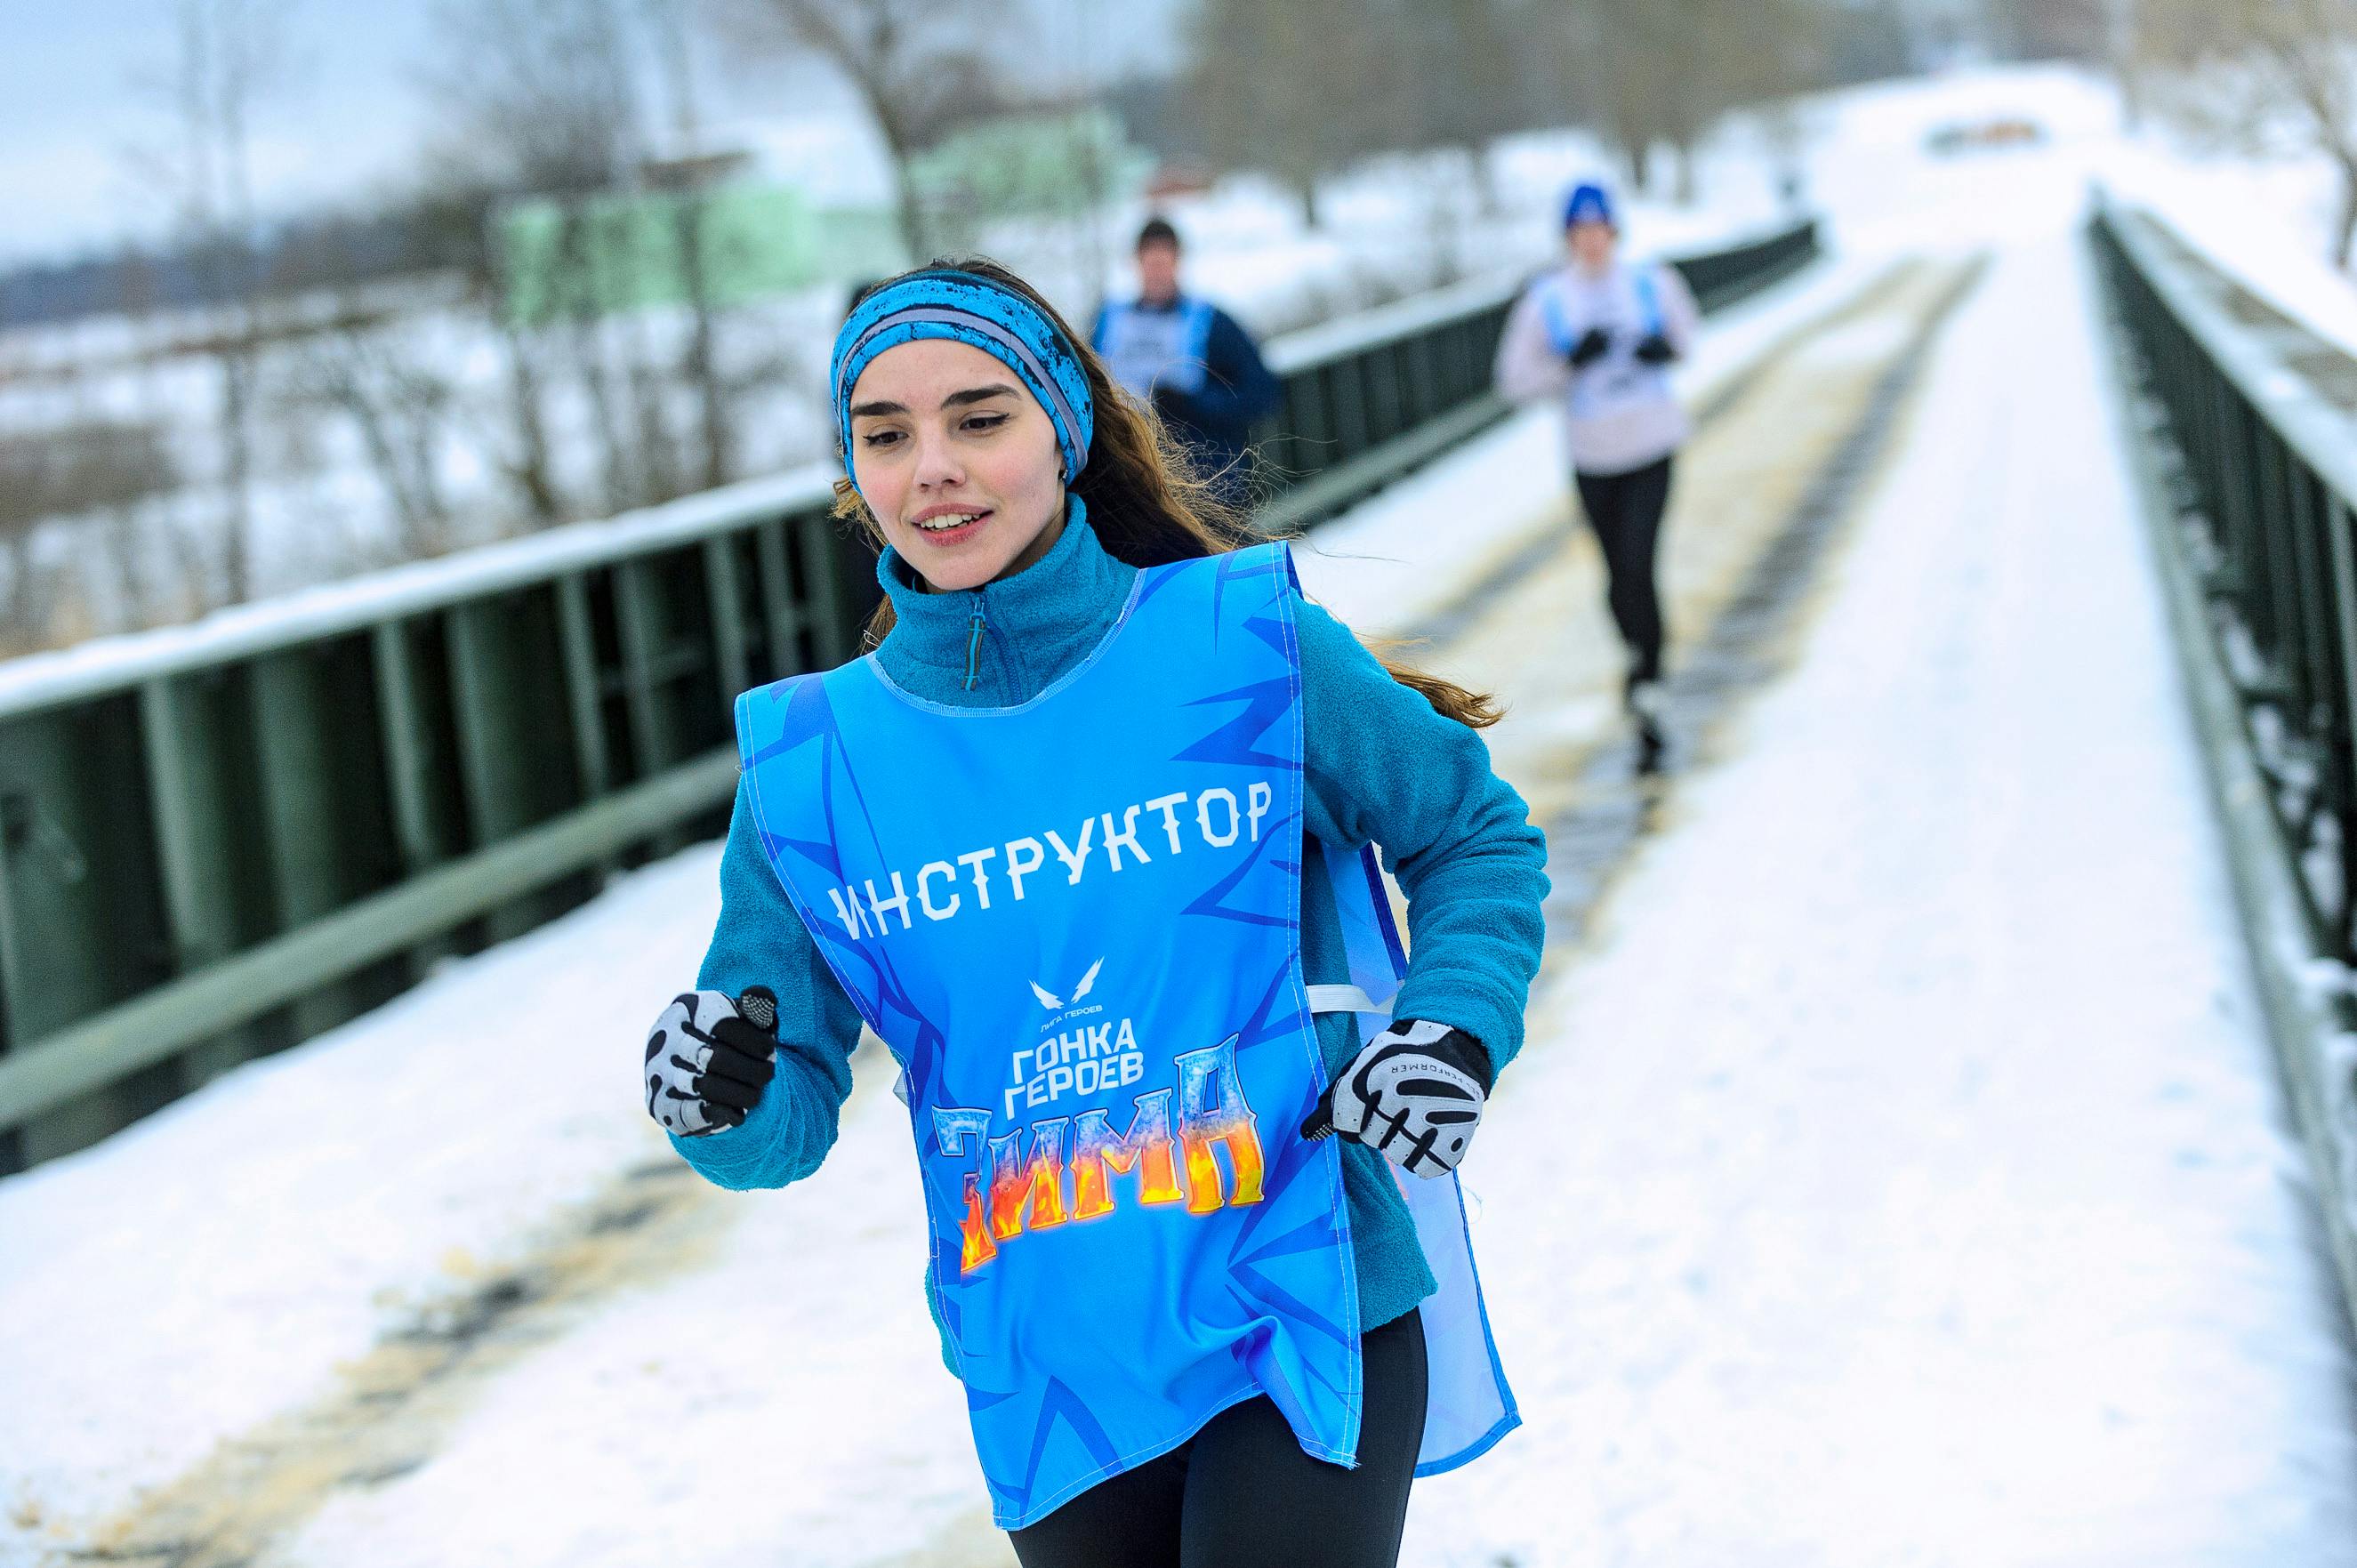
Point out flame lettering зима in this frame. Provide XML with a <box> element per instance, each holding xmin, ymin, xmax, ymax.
<box><xmin>937</xmin><ymin>1037</ymin><xmax>1265</xmax><ymax>1273</ymax></box>
<box><xmin>1070</xmin><ymin>1090</ymin><xmax>1182</xmax><ymax>1219</ymax></box>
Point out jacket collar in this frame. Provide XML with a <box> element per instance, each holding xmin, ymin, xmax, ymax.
<box><xmin>872</xmin><ymin>496</ymin><xmax>1134</xmax><ymax>685</ymax></box>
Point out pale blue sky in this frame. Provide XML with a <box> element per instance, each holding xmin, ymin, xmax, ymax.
<box><xmin>0</xmin><ymin>2</ymin><xmax>442</xmax><ymax>262</ymax></box>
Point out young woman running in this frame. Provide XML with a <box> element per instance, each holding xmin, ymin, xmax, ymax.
<box><xmin>642</xmin><ymin>258</ymin><xmax>1549</xmax><ymax>1567</ymax></box>
<box><xmin>1494</xmin><ymin>181</ymin><xmax>1700</xmax><ymax>768</ymax></box>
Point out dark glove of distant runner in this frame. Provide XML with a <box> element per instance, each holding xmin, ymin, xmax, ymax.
<box><xmin>1301</xmin><ymin>1018</ymin><xmax>1492</xmax><ymax>1178</ymax></box>
<box><xmin>1632</xmin><ymin>333</ymin><xmax>1677</xmax><ymax>366</ymax></box>
<box><xmin>644</xmin><ymin>987</ymin><xmax>779</xmax><ymax>1138</ymax></box>
<box><xmin>1567</xmin><ymin>326</ymin><xmax>1612</xmax><ymax>368</ymax></box>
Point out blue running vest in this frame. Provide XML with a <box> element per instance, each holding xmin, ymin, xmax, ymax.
<box><xmin>1542</xmin><ymin>264</ymin><xmax>1671</xmax><ymax>421</ymax></box>
<box><xmin>735</xmin><ymin>543</ymin><xmax>1516</xmax><ymax>1528</ymax></box>
<box><xmin>1093</xmin><ymin>296</ymin><xmax>1217</xmax><ymax>401</ymax></box>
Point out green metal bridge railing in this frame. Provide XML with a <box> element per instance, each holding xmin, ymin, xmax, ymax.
<box><xmin>2093</xmin><ymin>204</ymin><xmax>2357</xmax><ymax>969</ymax></box>
<box><xmin>0</xmin><ymin>219</ymin><xmax>1819</xmax><ymax>1171</ymax></box>
<box><xmin>2089</xmin><ymin>197</ymin><xmax>2357</xmax><ymax>1330</ymax></box>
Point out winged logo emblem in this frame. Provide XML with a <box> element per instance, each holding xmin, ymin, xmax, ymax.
<box><xmin>1029</xmin><ymin>957</ymin><xmax>1104</xmax><ymax>1011</ymax></box>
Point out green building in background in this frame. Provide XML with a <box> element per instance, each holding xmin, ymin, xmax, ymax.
<box><xmin>908</xmin><ymin>107</ymin><xmax>1154</xmax><ymax>251</ymax></box>
<box><xmin>497</xmin><ymin>181</ymin><xmax>905</xmax><ymax>326</ymax></box>
<box><xmin>495</xmin><ymin>108</ymin><xmax>1151</xmax><ymax>326</ymax></box>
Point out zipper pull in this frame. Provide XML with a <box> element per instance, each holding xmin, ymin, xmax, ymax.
<box><xmin>964</xmin><ymin>601</ymin><xmax>985</xmax><ymax>692</ymax></box>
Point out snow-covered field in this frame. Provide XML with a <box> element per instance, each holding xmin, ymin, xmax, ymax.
<box><xmin>19</xmin><ymin>60</ymin><xmax>2354</xmax><ymax>661</ymax></box>
<box><xmin>0</xmin><ymin>121</ymin><xmax>1782</xmax><ymax>651</ymax></box>
<box><xmin>6</xmin><ymin>60</ymin><xmax>2357</xmax><ymax>1568</ymax></box>
<box><xmin>19</xmin><ymin>60</ymin><xmax>2355</xmax><ymax>664</ymax></box>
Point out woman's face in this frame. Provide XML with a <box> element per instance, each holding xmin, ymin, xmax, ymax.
<box><xmin>847</xmin><ymin>338</ymin><xmax>1068</xmax><ymax>593</ymax></box>
<box><xmin>1568</xmin><ymin>220</ymin><xmax>1616</xmax><ymax>273</ymax></box>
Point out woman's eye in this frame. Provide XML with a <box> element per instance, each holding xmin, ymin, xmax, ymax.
<box><xmin>860</xmin><ymin>429</ymin><xmax>903</xmax><ymax>449</ymax></box>
<box><xmin>961</xmin><ymin>414</ymin><xmax>1009</xmax><ymax>434</ymax></box>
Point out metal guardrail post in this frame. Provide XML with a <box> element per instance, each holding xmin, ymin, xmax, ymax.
<box><xmin>806</xmin><ymin>509</ymin><xmax>865</xmax><ymax>660</ymax></box>
<box><xmin>252</xmin><ymin>646</ymin><xmax>359</xmax><ymax>1043</ymax></box>
<box><xmin>552</xmin><ymin>579</ymin><xmax>617</xmax><ymax>889</ymax></box>
<box><xmin>704</xmin><ymin>533</ymin><xmax>752</xmax><ymax>705</ymax></box>
<box><xmin>450</xmin><ymin>591</ymin><xmax>567</xmax><ymax>941</ymax></box>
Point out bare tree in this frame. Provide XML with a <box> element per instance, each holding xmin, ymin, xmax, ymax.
<box><xmin>0</xmin><ymin>421</ymin><xmax>176</xmax><ymax>653</ymax></box>
<box><xmin>1568</xmin><ymin>0</ymin><xmax>1682</xmax><ymax>195</ymax></box>
<box><xmin>728</xmin><ymin>0</ymin><xmax>1003</xmax><ymax>259</ymax></box>
<box><xmin>646</xmin><ymin>0</ymin><xmax>735</xmax><ymax>490</ymax></box>
<box><xmin>1755</xmin><ymin>96</ymin><xmax>1819</xmax><ymax>215</ymax></box>
<box><xmin>1984</xmin><ymin>0</ymin><xmax>2111</xmax><ymax>61</ymax></box>
<box><xmin>1686</xmin><ymin>0</ymin><xmax>1830</xmax><ymax>198</ymax></box>
<box><xmin>288</xmin><ymin>307</ymin><xmax>459</xmax><ymax>558</ymax></box>
<box><xmin>425</xmin><ymin>0</ymin><xmax>668</xmax><ymax>517</ymax></box>
<box><xmin>2136</xmin><ymin>0</ymin><xmax>2357</xmax><ymax>269</ymax></box>
<box><xmin>2108</xmin><ymin>0</ymin><xmax>2146</xmax><ymax>131</ymax></box>
<box><xmin>408</xmin><ymin>171</ymin><xmax>569</xmax><ymax>525</ymax></box>
<box><xmin>110</xmin><ymin>253</ymin><xmax>173</xmax><ymax>624</ymax></box>
<box><xmin>1373</xmin><ymin>0</ymin><xmax>1524</xmax><ymax>216</ymax></box>
<box><xmin>1557</xmin><ymin>0</ymin><xmax>1830</xmax><ymax>202</ymax></box>
<box><xmin>1189</xmin><ymin>0</ymin><xmax>1384</xmax><ymax>228</ymax></box>
<box><xmin>129</xmin><ymin>0</ymin><xmax>292</xmax><ymax>604</ymax></box>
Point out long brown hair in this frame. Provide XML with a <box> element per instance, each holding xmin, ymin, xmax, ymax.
<box><xmin>833</xmin><ymin>255</ymin><xmax>1500</xmax><ymax>729</ymax></box>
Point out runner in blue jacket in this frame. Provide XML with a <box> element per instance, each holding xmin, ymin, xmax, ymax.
<box><xmin>1092</xmin><ymin>216</ymin><xmax>1281</xmax><ymax>508</ymax></box>
<box><xmin>643</xmin><ymin>256</ymin><xmax>1548</xmax><ymax>1568</ymax></box>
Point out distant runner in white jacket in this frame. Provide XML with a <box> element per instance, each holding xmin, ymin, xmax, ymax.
<box><xmin>1494</xmin><ymin>181</ymin><xmax>1699</xmax><ymax>757</ymax></box>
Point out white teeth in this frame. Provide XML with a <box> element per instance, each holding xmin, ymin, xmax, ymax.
<box><xmin>914</xmin><ymin>511</ymin><xmax>985</xmax><ymax>533</ymax></box>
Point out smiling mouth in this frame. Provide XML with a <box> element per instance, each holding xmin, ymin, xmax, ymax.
<box><xmin>913</xmin><ymin>509</ymin><xmax>990</xmax><ymax>534</ymax></box>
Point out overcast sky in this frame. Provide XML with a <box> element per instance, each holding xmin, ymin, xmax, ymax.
<box><xmin>0</xmin><ymin>0</ymin><xmax>1184</xmax><ymax>268</ymax></box>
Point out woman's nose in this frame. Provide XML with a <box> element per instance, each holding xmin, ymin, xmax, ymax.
<box><xmin>911</xmin><ymin>426</ymin><xmax>964</xmax><ymax>490</ymax></box>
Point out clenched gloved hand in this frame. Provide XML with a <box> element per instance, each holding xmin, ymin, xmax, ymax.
<box><xmin>644</xmin><ymin>986</ymin><xmax>779</xmax><ymax>1138</ymax></box>
<box><xmin>1301</xmin><ymin>1019</ymin><xmax>1492</xmax><ymax>1178</ymax></box>
<box><xmin>1566</xmin><ymin>326</ymin><xmax>1613</xmax><ymax>368</ymax></box>
<box><xmin>1632</xmin><ymin>333</ymin><xmax>1677</xmax><ymax>366</ymax></box>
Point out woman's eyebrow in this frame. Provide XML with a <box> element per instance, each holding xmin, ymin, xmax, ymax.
<box><xmin>846</xmin><ymin>384</ymin><xmax>1017</xmax><ymax>420</ymax></box>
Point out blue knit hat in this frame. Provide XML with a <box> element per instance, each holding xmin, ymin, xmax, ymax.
<box><xmin>830</xmin><ymin>269</ymin><xmax>1096</xmax><ymax>488</ymax></box>
<box><xmin>1562</xmin><ymin>181</ymin><xmax>1616</xmax><ymax>230</ymax></box>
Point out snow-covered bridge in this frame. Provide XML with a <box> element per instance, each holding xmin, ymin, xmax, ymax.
<box><xmin>5</xmin><ymin>69</ymin><xmax>2357</xmax><ymax>1568</ymax></box>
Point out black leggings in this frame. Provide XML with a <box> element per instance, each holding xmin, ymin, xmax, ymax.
<box><xmin>1573</xmin><ymin>454</ymin><xmax>1675</xmax><ymax>686</ymax></box>
<box><xmin>1007</xmin><ymin>1308</ymin><xmax>1429</xmax><ymax>1568</ymax></box>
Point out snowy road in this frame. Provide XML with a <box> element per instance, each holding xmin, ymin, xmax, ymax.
<box><xmin>8</xmin><ymin>67</ymin><xmax>2357</xmax><ymax>1568</ymax></box>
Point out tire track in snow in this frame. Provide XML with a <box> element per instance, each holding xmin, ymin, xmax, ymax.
<box><xmin>44</xmin><ymin>1161</ymin><xmax>734</xmax><ymax>1568</ymax></box>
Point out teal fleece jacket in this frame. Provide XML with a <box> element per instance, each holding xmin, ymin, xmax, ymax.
<box><xmin>671</xmin><ymin>505</ymin><xmax>1549</xmax><ymax>1363</ymax></box>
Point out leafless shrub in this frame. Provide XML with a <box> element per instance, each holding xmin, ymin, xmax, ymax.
<box><xmin>2135</xmin><ymin>0</ymin><xmax>2357</xmax><ymax>269</ymax></box>
<box><xmin>285</xmin><ymin>312</ymin><xmax>461</xmax><ymax>558</ymax></box>
<box><xmin>0</xmin><ymin>420</ymin><xmax>178</xmax><ymax>649</ymax></box>
<box><xmin>722</xmin><ymin>0</ymin><xmax>1006</xmax><ymax>258</ymax></box>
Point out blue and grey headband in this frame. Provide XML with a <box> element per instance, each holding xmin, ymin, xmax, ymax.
<box><xmin>830</xmin><ymin>269</ymin><xmax>1096</xmax><ymax>486</ymax></box>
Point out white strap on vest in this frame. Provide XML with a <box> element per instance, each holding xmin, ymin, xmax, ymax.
<box><xmin>1305</xmin><ymin>984</ymin><xmax>1393</xmax><ymax>1017</ymax></box>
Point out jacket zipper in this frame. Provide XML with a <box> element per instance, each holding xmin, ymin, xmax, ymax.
<box><xmin>964</xmin><ymin>599</ymin><xmax>985</xmax><ymax>691</ymax></box>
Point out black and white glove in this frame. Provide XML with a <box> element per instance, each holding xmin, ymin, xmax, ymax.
<box><xmin>1566</xmin><ymin>326</ymin><xmax>1612</xmax><ymax>368</ymax></box>
<box><xmin>1301</xmin><ymin>1019</ymin><xmax>1492</xmax><ymax>1178</ymax></box>
<box><xmin>1632</xmin><ymin>333</ymin><xmax>1677</xmax><ymax>366</ymax></box>
<box><xmin>644</xmin><ymin>986</ymin><xmax>779</xmax><ymax>1138</ymax></box>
